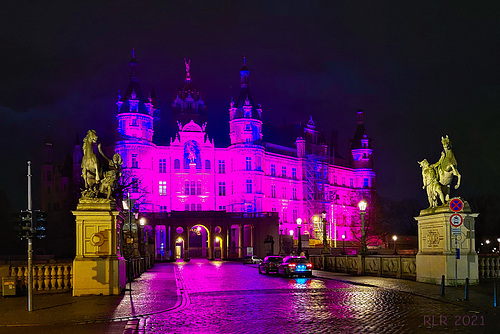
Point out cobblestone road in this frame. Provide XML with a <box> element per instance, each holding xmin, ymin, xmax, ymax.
<box><xmin>143</xmin><ymin>260</ymin><xmax>498</xmax><ymax>334</ymax></box>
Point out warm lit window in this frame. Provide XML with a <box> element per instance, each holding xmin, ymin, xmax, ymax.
<box><xmin>159</xmin><ymin>159</ymin><xmax>167</xmax><ymax>173</ymax></box>
<box><xmin>159</xmin><ymin>181</ymin><xmax>167</xmax><ymax>196</ymax></box>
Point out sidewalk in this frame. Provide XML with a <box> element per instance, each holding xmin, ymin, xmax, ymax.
<box><xmin>0</xmin><ymin>263</ymin><xmax>179</xmax><ymax>332</ymax></box>
<box><xmin>313</xmin><ymin>269</ymin><xmax>499</xmax><ymax>314</ymax></box>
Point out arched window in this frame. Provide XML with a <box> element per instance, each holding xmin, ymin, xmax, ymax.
<box><xmin>174</xmin><ymin>159</ymin><xmax>180</xmax><ymax>169</ymax></box>
<box><xmin>205</xmin><ymin>160</ymin><xmax>211</xmax><ymax>170</ymax></box>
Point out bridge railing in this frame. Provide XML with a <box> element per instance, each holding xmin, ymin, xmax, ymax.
<box><xmin>478</xmin><ymin>255</ymin><xmax>500</xmax><ymax>279</ymax></box>
<box><xmin>5</xmin><ymin>262</ymin><xmax>73</xmax><ymax>293</ymax></box>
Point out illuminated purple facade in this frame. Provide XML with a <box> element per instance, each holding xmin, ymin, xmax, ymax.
<box><xmin>114</xmin><ymin>55</ymin><xmax>375</xmax><ymax>245</ymax></box>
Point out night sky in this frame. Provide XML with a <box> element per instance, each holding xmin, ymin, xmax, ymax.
<box><xmin>1</xmin><ymin>1</ymin><xmax>499</xmax><ymax>212</ymax></box>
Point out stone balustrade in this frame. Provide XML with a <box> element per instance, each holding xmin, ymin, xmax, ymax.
<box><xmin>309</xmin><ymin>255</ymin><xmax>417</xmax><ymax>280</ymax></box>
<box><xmin>8</xmin><ymin>263</ymin><xmax>73</xmax><ymax>292</ymax></box>
<box><xmin>478</xmin><ymin>256</ymin><xmax>500</xmax><ymax>278</ymax></box>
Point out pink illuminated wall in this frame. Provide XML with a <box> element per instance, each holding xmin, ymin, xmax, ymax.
<box><xmin>114</xmin><ymin>58</ymin><xmax>375</xmax><ymax>243</ymax></box>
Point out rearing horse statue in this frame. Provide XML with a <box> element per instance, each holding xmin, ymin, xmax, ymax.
<box><xmin>81</xmin><ymin>130</ymin><xmax>101</xmax><ymax>191</ymax></box>
<box><xmin>431</xmin><ymin>135</ymin><xmax>461</xmax><ymax>202</ymax></box>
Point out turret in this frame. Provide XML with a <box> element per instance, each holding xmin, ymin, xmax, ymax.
<box><xmin>350</xmin><ymin>110</ymin><xmax>373</xmax><ymax>170</ymax></box>
<box><xmin>229</xmin><ymin>58</ymin><xmax>263</xmax><ymax>145</ymax></box>
<box><xmin>116</xmin><ymin>50</ymin><xmax>155</xmax><ymax>142</ymax></box>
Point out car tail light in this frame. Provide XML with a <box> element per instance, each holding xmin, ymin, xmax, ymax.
<box><xmin>306</xmin><ymin>263</ymin><xmax>313</xmax><ymax>269</ymax></box>
<box><xmin>288</xmin><ymin>263</ymin><xmax>296</xmax><ymax>268</ymax></box>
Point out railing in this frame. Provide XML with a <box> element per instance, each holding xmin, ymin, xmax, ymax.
<box><xmin>309</xmin><ymin>255</ymin><xmax>417</xmax><ymax>280</ymax></box>
<box><xmin>7</xmin><ymin>263</ymin><xmax>73</xmax><ymax>293</ymax></box>
<box><xmin>478</xmin><ymin>255</ymin><xmax>500</xmax><ymax>278</ymax></box>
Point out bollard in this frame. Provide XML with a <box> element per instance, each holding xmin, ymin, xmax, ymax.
<box><xmin>464</xmin><ymin>278</ymin><xmax>469</xmax><ymax>301</ymax></box>
<box><xmin>440</xmin><ymin>275</ymin><xmax>445</xmax><ymax>296</ymax></box>
<box><xmin>494</xmin><ymin>281</ymin><xmax>497</xmax><ymax>308</ymax></box>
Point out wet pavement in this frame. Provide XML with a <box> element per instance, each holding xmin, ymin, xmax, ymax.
<box><xmin>0</xmin><ymin>260</ymin><xmax>498</xmax><ymax>333</ymax></box>
<box><xmin>144</xmin><ymin>260</ymin><xmax>500</xmax><ymax>334</ymax></box>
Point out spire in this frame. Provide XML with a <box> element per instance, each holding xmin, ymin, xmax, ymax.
<box><xmin>184</xmin><ymin>58</ymin><xmax>191</xmax><ymax>82</ymax></box>
<box><xmin>240</xmin><ymin>56</ymin><xmax>249</xmax><ymax>88</ymax></box>
<box><xmin>129</xmin><ymin>48</ymin><xmax>138</xmax><ymax>81</ymax></box>
<box><xmin>357</xmin><ymin>109</ymin><xmax>364</xmax><ymax>124</ymax></box>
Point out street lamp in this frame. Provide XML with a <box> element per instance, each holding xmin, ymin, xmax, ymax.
<box><xmin>358</xmin><ymin>200</ymin><xmax>368</xmax><ymax>255</ymax></box>
<box><xmin>341</xmin><ymin>234</ymin><xmax>346</xmax><ymax>255</ymax></box>
<box><xmin>139</xmin><ymin>217</ymin><xmax>146</xmax><ymax>257</ymax></box>
<box><xmin>297</xmin><ymin>218</ymin><xmax>303</xmax><ymax>255</ymax></box>
<box><xmin>392</xmin><ymin>235</ymin><xmax>398</xmax><ymax>255</ymax></box>
<box><xmin>122</xmin><ymin>193</ymin><xmax>136</xmax><ymax>290</ymax></box>
<box><xmin>321</xmin><ymin>210</ymin><xmax>329</xmax><ymax>254</ymax></box>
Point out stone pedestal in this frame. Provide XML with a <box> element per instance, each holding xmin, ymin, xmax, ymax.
<box><xmin>415</xmin><ymin>200</ymin><xmax>479</xmax><ymax>286</ymax></box>
<box><xmin>72</xmin><ymin>200</ymin><xmax>126</xmax><ymax>296</ymax></box>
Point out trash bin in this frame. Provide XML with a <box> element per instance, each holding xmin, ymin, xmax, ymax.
<box><xmin>2</xmin><ymin>277</ymin><xmax>16</xmax><ymax>297</ymax></box>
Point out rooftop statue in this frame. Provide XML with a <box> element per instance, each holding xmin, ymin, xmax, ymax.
<box><xmin>81</xmin><ymin>130</ymin><xmax>123</xmax><ymax>200</ymax></box>
<box><xmin>418</xmin><ymin>135</ymin><xmax>461</xmax><ymax>209</ymax></box>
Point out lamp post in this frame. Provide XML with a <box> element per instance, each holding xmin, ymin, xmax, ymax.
<box><xmin>358</xmin><ymin>200</ymin><xmax>367</xmax><ymax>255</ymax></box>
<box><xmin>297</xmin><ymin>218</ymin><xmax>303</xmax><ymax>255</ymax></box>
<box><xmin>341</xmin><ymin>234</ymin><xmax>346</xmax><ymax>255</ymax></box>
<box><xmin>392</xmin><ymin>235</ymin><xmax>398</xmax><ymax>255</ymax></box>
<box><xmin>139</xmin><ymin>217</ymin><xmax>146</xmax><ymax>257</ymax></box>
<box><xmin>122</xmin><ymin>194</ymin><xmax>136</xmax><ymax>290</ymax></box>
<box><xmin>279</xmin><ymin>222</ymin><xmax>285</xmax><ymax>256</ymax></box>
<box><xmin>321</xmin><ymin>210</ymin><xmax>329</xmax><ymax>254</ymax></box>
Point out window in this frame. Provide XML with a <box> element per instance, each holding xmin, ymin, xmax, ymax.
<box><xmin>131</xmin><ymin>118</ymin><xmax>138</xmax><ymax>126</ymax></box>
<box><xmin>159</xmin><ymin>181</ymin><xmax>167</xmax><ymax>196</ymax></box>
<box><xmin>271</xmin><ymin>184</ymin><xmax>276</xmax><ymax>198</ymax></box>
<box><xmin>191</xmin><ymin>204</ymin><xmax>196</xmax><ymax>211</ymax></box>
<box><xmin>131</xmin><ymin>154</ymin><xmax>138</xmax><ymax>168</ymax></box>
<box><xmin>271</xmin><ymin>207</ymin><xmax>277</xmax><ymax>212</ymax></box>
<box><xmin>246</xmin><ymin>180</ymin><xmax>252</xmax><ymax>193</ymax></box>
<box><xmin>292</xmin><ymin>187</ymin><xmax>297</xmax><ymax>200</ymax></box>
<box><xmin>292</xmin><ymin>168</ymin><xmax>297</xmax><ymax>179</ymax></box>
<box><xmin>282</xmin><ymin>186</ymin><xmax>286</xmax><ymax>199</ymax></box>
<box><xmin>131</xmin><ymin>178</ymin><xmax>138</xmax><ymax>192</ymax></box>
<box><xmin>271</xmin><ymin>164</ymin><xmax>276</xmax><ymax>176</ymax></box>
<box><xmin>293</xmin><ymin>209</ymin><xmax>298</xmax><ymax>223</ymax></box>
<box><xmin>282</xmin><ymin>166</ymin><xmax>286</xmax><ymax>177</ymax></box>
<box><xmin>218</xmin><ymin>160</ymin><xmax>226</xmax><ymax>174</ymax></box>
<box><xmin>191</xmin><ymin>181</ymin><xmax>195</xmax><ymax>195</ymax></box>
<box><xmin>185</xmin><ymin>204</ymin><xmax>189</xmax><ymax>211</ymax></box>
<box><xmin>159</xmin><ymin>159</ymin><xmax>167</xmax><ymax>173</ymax></box>
<box><xmin>185</xmin><ymin>181</ymin><xmax>189</xmax><ymax>195</ymax></box>
<box><xmin>160</xmin><ymin>205</ymin><xmax>167</xmax><ymax>212</ymax></box>
<box><xmin>174</xmin><ymin>159</ymin><xmax>180</xmax><ymax>170</ymax></box>
<box><xmin>231</xmin><ymin>181</ymin><xmax>234</xmax><ymax>195</ymax></box>
<box><xmin>196</xmin><ymin>181</ymin><xmax>202</xmax><ymax>195</ymax></box>
<box><xmin>350</xmin><ymin>178</ymin><xmax>353</xmax><ymax>187</ymax></box>
<box><xmin>219</xmin><ymin>182</ymin><xmax>226</xmax><ymax>196</ymax></box>
<box><xmin>218</xmin><ymin>205</ymin><xmax>226</xmax><ymax>211</ymax></box>
<box><xmin>364</xmin><ymin>178</ymin><xmax>369</xmax><ymax>188</ymax></box>
<box><xmin>46</xmin><ymin>171</ymin><xmax>52</xmax><ymax>182</ymax></box>
<box><xmin>246</xmin><ymin>157</ymin><xmax>252</xmax><ymax>171</ymax></box>
<box><xmin>205</xmin><ymin>160</ymin><xmax>211</xmax><ymax>170</ymax></box>
<box><xmin>197</xmin><ymin>204</ymin><xmax>202</xmax><ymax>211</ymax></box>
<box><xmin>333</xmin><ymin>175</ymin><xmax>338</xmax><ymax>184</ymax></box>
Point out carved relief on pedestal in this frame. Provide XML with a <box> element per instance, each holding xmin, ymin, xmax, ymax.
<box><xmin>425</xmin><ymin>229</ymin><xmax>444</xmax><ymax>249</ymax></box>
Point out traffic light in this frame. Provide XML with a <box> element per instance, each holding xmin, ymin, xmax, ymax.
<box><xmin>16</xmin><ymin>210</ymin><xmax>33</xmax><ymax>240</ymax></box>
<box><xmin>33</xmin><ymin>210</ymin><xmax>47</xmax><ymax>239</ymax></box>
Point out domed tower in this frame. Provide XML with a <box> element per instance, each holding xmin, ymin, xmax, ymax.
<box><xmin>116</xmin><ymin>50</ymin><xmax>156</xmax><ymax>143</ymax></box>
<box><xmin>350</xmin><ymin>110</ymin><xmax>375</xmax><ymax>190</ymax></box>
<box><xmin>229</xmin><ymin>58</ymin><xmax>263</xmax><ymax>145</ymax></box>
<box><xmin>171</xmin><ymin>58</ymin><xmax>207</xmax><ymax>131</ymax></box>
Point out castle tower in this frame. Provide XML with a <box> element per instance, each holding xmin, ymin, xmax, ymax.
<box><xmin>171</xmin><ymin>58</ymin><xmax>207</xmax><ymax>130</ymax></box>
<box><xmin>229</xmin><ymin>58</ymin><xmax>263</xmax><ymax>145</ymax></box>
<box><xmin>349</xmin><ymin>110</ymin><xmax>375</xmax><ymax>189</ymax></box>
<box><xmin>116</xmin><ymin>50</ymin><xmax>156</xmax><ymax>143</ymax></box>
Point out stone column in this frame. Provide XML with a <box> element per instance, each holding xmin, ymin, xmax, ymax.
<box><xmin>72</xmin><ymin>200</ymin><xmax>126</xmax><ymax>296</ymax></box>
<box><xmin>238</xmin><ymin>224</ymin><xmax>243</xmax><ymax>258</ymax></box>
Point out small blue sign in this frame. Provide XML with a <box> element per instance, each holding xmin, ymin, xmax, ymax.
<box><xmin>456</xmin><ymin>248</ymin><xmax>460</xmax><ymax>259</ymax></box>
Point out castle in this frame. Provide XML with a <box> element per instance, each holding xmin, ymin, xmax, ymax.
<box><xmin>111</xmin><ymin>54</ymin><xmax>375</xmax><ymax>246</ymax></box>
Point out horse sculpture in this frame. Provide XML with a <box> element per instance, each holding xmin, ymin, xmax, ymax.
<box><xmin>431</xmin><ymin>135</ymin><xmax>461</xmax><ymax>202</ymax></box>
<box><xmin>81</xmin><ymin>130</ymin><xmax>101</xmax><ymax>192</ymax></box>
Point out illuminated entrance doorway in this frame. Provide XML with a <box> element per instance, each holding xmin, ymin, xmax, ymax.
<box><xmin>189</xmin><ymin>225</ymin><xmax>209</xmax><ymax>258</ymax></box>
<box><xmin>175</xmin><ymin>238</ymin><xmax>184</xmax><ymax>259</ymax></box>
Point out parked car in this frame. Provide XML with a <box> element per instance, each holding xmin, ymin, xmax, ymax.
<box><xmin>242</xmin><ymin>255</ymin><xmax>261</xmax><ymax>264</ymax></box>
<box><xmin>277</xmin><ymin>256</ymin><xmax>313</xmax><ymax>278</ymax></box>
<box><xmin>258</xmin><ymin>256</ymin><xmax>283</xmax><ymax>274</ymax></box>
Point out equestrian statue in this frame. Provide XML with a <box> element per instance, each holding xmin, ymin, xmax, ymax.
<box><xmin>418</xmin><ymin>135</ymin><xmax>461</xmax><ymax>209</ymax></box>
<box><xmin>81</xmin><ymin>130</ymin><xmax>122</xmax><ymax>200</ymax></box>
